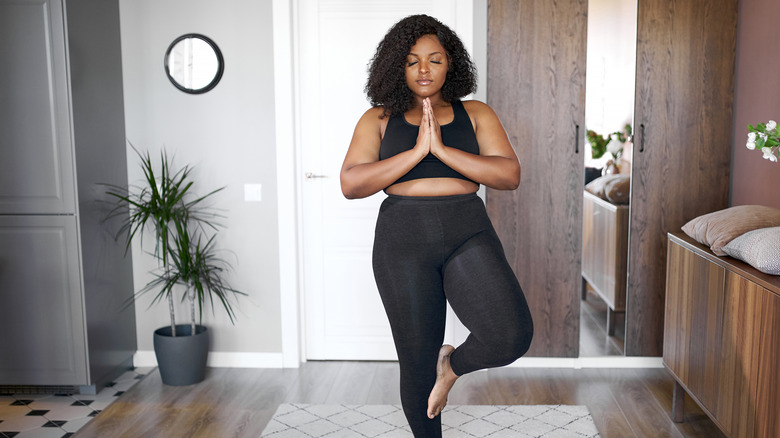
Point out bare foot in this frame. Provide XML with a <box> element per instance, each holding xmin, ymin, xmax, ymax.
<box><xmin>427</xmin><ymin>344</ymin><xmax>458</xmax><ymax>419</ymax></box>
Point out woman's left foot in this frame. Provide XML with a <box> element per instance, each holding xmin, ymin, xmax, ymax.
<box><xmin>427</xmin><ymin>344</ymin><xmax>458</xmax><ymax>419</ymax></box>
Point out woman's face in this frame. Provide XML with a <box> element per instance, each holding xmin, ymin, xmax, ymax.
<box><xmin>405</xmin><ymin>34</ymin><xmax>449</xmax><ymax>100</ymax></box>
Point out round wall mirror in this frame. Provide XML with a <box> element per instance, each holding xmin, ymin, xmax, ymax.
<box><xmin>164</xmin><ymin>33</ymin><xmax>224</xmax><ymax>94</ymax></box>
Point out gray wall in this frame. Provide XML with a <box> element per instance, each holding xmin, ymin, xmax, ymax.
<box><xmin>119</xmin><ymin>0</ymin><xmax>282</xmax><ymax>354</ymax></box>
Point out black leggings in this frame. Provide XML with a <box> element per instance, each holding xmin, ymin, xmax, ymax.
<box><xmin>372</xmin><ymin>193</ymin><xmax>534</xmax><ymax>437</ymax></box>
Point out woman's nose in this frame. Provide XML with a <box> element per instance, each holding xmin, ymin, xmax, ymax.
<box><xmin>419</xmin><ymin>63</ymin><xmax>429</xmax><ymax>73</ymax></box>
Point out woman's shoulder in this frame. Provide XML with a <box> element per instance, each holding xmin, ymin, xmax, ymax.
<box><xmin>358</xmin><ymin>106</ymin><xmax>392</xmax><ymax>122</ymax></box>
<box><xmin>461</xmin><ymin>99</ymin><xmax>494</xmax><ymax>115</ymax></box>
<box><xmin>460</xmin><ymin>100</ymin><xmax>501</xmax><ymax>125</ymax></box>
<box><xmin>356</xmin><ymin>106</ymin><xmax>390</xmax><ymax>126</ymax></box>
<box><xmin>356</xmin><ymin>106</ymin><xmax>391</xmax><ymax>137</ymax></box>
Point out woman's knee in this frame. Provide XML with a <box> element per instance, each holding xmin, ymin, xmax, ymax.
<box><xmin>505</xmin><ymin>333</ymin><xmax>534</xmax><ymax>365</ymax></box>
<box><xmin>489</xmin><ymin>319</ymin><xmax>534</xmax><ymax>365</ymax></box>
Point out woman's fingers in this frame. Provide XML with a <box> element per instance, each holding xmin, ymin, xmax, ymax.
<box><xmin>415</xmin><ymin>100</ymin><xmax>431</xmax><ymax>156</ymax></box>
<box><xmin>426</xmin><ymin>99</ymin><xmax>445</xmax><ymax>155</ymax></box>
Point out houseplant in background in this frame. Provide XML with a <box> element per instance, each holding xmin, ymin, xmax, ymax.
<box><xmin>104</xmin><ymin>148</ymin><xmax>245</xmax><ymax>386</ymax></box>
<box><xmin>746</xmin><ymin>120</ymin><xmax>780</xmax><ymax>162</ymax></box>
<box><xmin>586</xmin><ymin>123</ymin><xmax>632</xmax><ymax>175</ymax></box>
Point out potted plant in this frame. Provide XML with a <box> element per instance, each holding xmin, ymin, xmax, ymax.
<box><xmin>104</xmin><ymin>148</ymin><xmax>245</xmax><ymax>386</ymax></box>
<box><xmin>586</xmin><ymin>123</ymin><xmax>632</xmax><ymax>174</ymax></box>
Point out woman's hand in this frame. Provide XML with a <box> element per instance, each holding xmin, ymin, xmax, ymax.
<box><xmin>426</xmin><ymin>98</ymin><xmax>446</xmax><ymax>157</ymax></box>
<box><xmin>429</xmin><ymin>100</ymin><xmax>521</xmax><ymax>190</ymax></box>
<box><xmin>413</xmin><ymin>99</ymin><xmax>432</xmax><ymax>157</ymax></box>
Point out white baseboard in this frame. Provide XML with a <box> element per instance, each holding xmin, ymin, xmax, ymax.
<box><xmin>133</xmin><ymin>351</ymin><xmax>285</xmax><ymax>368</ymax></box>
<box><xmin>134</xmin><ymin>351</ymin><xmax>662</xmax><ymax>369</ymax></box>
<box><xmin>507</xmin><ymin>356</ymin><xmax>664</xmax><ymax>369</ymax></box>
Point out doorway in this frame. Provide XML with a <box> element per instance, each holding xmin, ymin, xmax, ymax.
<box><xmin>295</xmin><ymin>0</ymin><xmax>477</xmax><ymax>360</ymax></box>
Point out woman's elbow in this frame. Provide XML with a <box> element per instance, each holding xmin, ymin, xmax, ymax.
<box><xmin>340</xmin><ymin>174</ymin><xmax>369</xmax><ymax>199</ymax></box>
<box><xmin>340</xmin><ymin>178</ymin><xmax>359</xmax><ymax>199</ymax></box>
<box><xmin>510</xmin><ymin>166</ymin><xmax>521</xmax><ymax>188</ymax></box>
<box><xmin>501</xmin><ymin>164</ymin><xmax>521</xmax><ymax>190</ymax></box>
<box><xmin>342</xmin><ymin>188</ymin><xmax>361</xmax><ymax>199</ymax></box>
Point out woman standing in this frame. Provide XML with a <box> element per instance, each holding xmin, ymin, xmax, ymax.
<box><xmin>340</xmin><ymin>14</ymin><xmax>533</xmax><ymax>437</ymax></box>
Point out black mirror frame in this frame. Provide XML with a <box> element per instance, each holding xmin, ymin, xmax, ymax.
<box><xmin>164</xmin><ymin>33</ymin><xmax>225</xmax><ymax>95</ymax></box>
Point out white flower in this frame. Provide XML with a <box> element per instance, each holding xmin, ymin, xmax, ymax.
<box><xmin>760</xmin><ymin>132</ymin><xmax>768</xmax><ymax>141</ymax></box>
<box><xmin>762</xmin><ymin>146</ymin><xmax>777</xmax><ymax>162</ymax></box>
<box><xmin>747</xmin><ymin>140</ymin><xmax>756</xmax><ymax>150</ymax></box>
<box><xmin>606</xmin><ymin>138</ymin><xmax>623</xmax><ymax>155</ymax></box>
<box><xmin>748</xmin><ymin>132</ymin><xmax>757</xmax><ymax>142</ymax></box>
<box><xmin>768</xmin><ymin>120</ymin><xmax>777</xmax><ymax>131</ymax></box>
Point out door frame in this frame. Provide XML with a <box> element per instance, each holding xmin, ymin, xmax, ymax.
<box><xmin>273</xmin><ymin>0</ymin><xmax>303</xmax><ymax>367</ymax></box>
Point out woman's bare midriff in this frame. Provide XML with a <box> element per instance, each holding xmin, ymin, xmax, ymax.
<box><xmin>385</xmin><ymin>177</ymin><xmax>478</xmax><ymax>197</ymax></box>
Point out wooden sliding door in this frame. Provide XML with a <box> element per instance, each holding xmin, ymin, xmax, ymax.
<box><xmin>486</xmin><ymin>0</ymin><xmax>587</xmax><ymax>357</ymax></box>
<box><xmin>627</xmin><ymin>0</ymin><xmax>737</xmax><ymax>356</ymax></box>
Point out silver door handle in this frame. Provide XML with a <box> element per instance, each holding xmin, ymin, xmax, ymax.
<box><xmin>305</xmin><ymin>172</ymin><xmax>328</xmax><ymax>179</ymax></box>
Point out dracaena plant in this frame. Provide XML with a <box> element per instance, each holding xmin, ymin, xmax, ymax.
<box><xmin>103</xmin><ymin>147</ymin><xmax>244</xmax><ymax>336</ymax></box>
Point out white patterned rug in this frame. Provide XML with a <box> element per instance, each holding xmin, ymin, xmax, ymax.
<box><xmin>261</xmin><ymin>404</ymin><xmax>601</xmax><ymax>437</ymax></box>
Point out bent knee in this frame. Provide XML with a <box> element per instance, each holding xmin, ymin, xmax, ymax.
<box><xmin>489</xmin><ymin>327</ymin><xmax>534</xmax><ymax>367</ymax></box>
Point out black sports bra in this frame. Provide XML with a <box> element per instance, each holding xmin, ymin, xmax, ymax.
<box><xmin>379</xmin><ymin>100</ymin><xmax>480</xmax><ymax>185</ymax></box>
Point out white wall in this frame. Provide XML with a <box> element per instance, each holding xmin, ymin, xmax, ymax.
<box><xmin>118</xmin><ymin>0</ymin><xmax>488</xmax><ymax>366</ymax></box>
<box><xmin>119</xmin><ymin>0</ymin><xmax>282</xmax><ymax>361</ymax></box>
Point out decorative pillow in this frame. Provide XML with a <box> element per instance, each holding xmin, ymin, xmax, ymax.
<box><xmin>585</xmin><ymin>174</ymin><xmax>629</xmax><ymax>203</ymax></box>
<box><xmin>604</xmin><ymin>175</ymin><xmax>630</xmax><ymax>205</ymax></box>
<box><xmin>722</xmin><ymin>227</ymin><xmax>780</xmax><ymax>275</ymax></box>
<box><xmin>681</xmin><ymin>205</ymin><xmax>780</xmax><ymax>256</ymax></box>
<box><xmin>584</xmin><ymin>176</ymin><xmax>608</xmax><ymax>200</ymax></box>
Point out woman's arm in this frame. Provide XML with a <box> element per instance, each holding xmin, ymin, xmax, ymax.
<box><xmin>429</xmin><ymin>100</ymin><xmax>520</xmax><ymax>190</ymax></box>
<box><xmin>340</xmin><ymin>107</ymin><xmax>430</xmax><ymax>199</ymax></box>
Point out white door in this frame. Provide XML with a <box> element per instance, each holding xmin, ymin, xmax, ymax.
<box><xmin>298</xmin><ymin>0</ymin><xmax>474</xmax><ymax>360</ymax></box>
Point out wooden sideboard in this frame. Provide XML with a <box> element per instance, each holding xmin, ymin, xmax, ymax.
<box><xmin>664</xmin><ymin>232</ymin><xmax>780</xmax><ymax>438</ymax></box>
<box><xmin>581</xmin><ymin>191</ymin><xmax>629</xmax><ymax>336</ymax></box>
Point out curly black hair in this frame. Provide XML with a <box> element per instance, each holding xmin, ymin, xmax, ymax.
<box><xmin>365</xmin><ymin>14</ymin><xmax>477</xmax><ymax>117</ymax></box>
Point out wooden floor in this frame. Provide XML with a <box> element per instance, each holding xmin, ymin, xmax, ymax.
<box><xmin>74</xmin><ymin>361</ymin><xmax>725</xmax><ymax>437</ymax></box>
<box><xmin>74</xmin><ymin>290</ymin><xmax>726</xmax><ymax>437</ymax></box>
<box><xmin>580</xmin><ymin>287</ymin><xmax>626</xmax><ymax>357</ymax></box>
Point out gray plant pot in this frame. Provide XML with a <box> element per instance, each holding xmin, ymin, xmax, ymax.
<box><xmin>153</xmin><ymin>324</ymin><xmax>209</xmax><ymax>386</ymax></box>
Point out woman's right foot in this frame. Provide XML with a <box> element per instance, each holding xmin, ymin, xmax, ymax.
<box><xmin>427</xmin><ymin>344</ymin><xmax>458</xmax><ymax>419</ymax></box>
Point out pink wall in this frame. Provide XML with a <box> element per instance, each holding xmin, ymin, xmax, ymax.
<box><xmin>731</xmin><ymin>0</ymin><xmax>780</xmax><ymax>209</ymax></box>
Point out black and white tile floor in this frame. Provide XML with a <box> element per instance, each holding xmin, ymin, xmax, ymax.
<box><xmin>0</xmin><ymin>367</ymin><xmax>150</xmax><ymax>438</ymax></box>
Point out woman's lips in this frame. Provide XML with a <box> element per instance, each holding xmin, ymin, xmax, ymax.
<box><xmin>417</xmin><ymin>79</ymin><xmax>432</xmax><ymax>85</ymax></box>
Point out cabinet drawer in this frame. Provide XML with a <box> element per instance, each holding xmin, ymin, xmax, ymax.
<box><xmin>0</xmin><ymin>215</ymin><xmax>88</xmax><ymax>385</ymax></box>
<box><xmin>718</xmin><ymin>272</ymin><xmax>780</xmax><ymax>438</ymax></box>
<box><xmin>663</xmin><ymin>240</ymin><xmax>725</xmax><ymax>416</ymax></box>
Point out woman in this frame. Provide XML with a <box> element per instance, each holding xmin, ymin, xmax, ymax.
<box><xmin>340</xmin><ymin>14</ymin><xmax>534</xmax><ymax>437</ymax></box>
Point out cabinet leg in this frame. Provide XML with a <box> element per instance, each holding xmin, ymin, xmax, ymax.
<box><xmin>672</xmin><ymin>380</ymin><xmax>685</xmax><ymax>423</ymax></box>
<box><xmin>581</xmin><ymin>277</ymin><xmax>587</xmax><ymax>300</ymax></box>
<box><xmin>607</xmin><ymin>308</ymin><xmax>616</xmax><ymax>336</ymax></box>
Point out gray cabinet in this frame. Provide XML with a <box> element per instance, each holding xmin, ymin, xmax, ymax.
<box><xmin>0</xmin><ymin>216</ymin><xmax>87</xmax><ymax>384</ymax></box>
<box><xmin>0</xmin><ymin>0</ymin><xmax>136</xmax><ymax>391</ymax></box>
<box><xmin>0</xmin><ymin>0</ymin><xmax>76</xmax><ymax>215</ymax></box>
